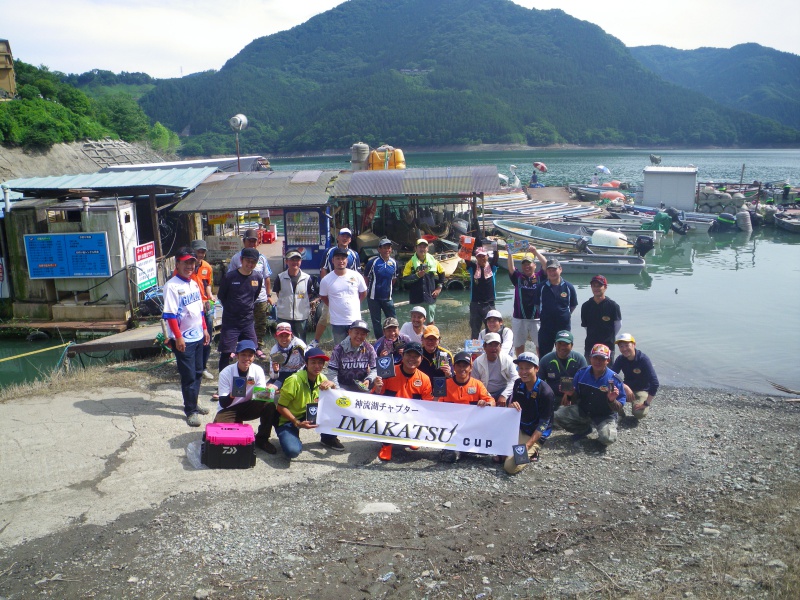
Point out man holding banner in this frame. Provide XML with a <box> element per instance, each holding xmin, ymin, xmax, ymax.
<box><xmin>372</xmin><ymin>341</ymin><xmax>432</xmax><ymax>461</ymax></box>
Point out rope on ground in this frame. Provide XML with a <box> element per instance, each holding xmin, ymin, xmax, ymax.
<box><xmin>114</xmin><ymin>357</ymin><xmax>175</xmax><ymax>372</ymax></box>
<box><xmin>0</xmin><ymin>342</ymin><xmax>71</xmax><ymax>364</ymax></box>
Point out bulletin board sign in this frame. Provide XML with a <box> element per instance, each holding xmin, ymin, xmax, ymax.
<box><xmin>24</xmin><ymin>232</ymin><xmax>112</xmax><ymax>279</ymax></box>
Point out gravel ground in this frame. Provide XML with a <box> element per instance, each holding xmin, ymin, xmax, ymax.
<box><xmin>1</xmin><ymin>386</ymin><xmax>799</xmax><ymax>599</ymax></box>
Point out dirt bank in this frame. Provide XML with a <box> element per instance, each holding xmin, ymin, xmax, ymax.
<box><xmin>0</xmin><ymin>359</ymin><xmax>798</xmax><ymax>599</ymax></box>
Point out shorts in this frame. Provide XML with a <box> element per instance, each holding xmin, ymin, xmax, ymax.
<box><xmin>512</xmin><ymin>317</ymin><xmax>539</xmax><ymax>347</ymax></box>
<box><xmin>316</xmin><ymin>302</ymin><xmax>329</xmax><ymax>328</ymax></box>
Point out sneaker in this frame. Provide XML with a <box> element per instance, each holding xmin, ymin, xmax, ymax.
<box><xmin>255</xmin><ymin>349</ymin><xmax>267</xmax><ymax>360</ymax></box>
<box><xmin>407</xmin><ymin>445</ymin><xmax>420</xmax><ymax>451</ymax></box>
<box><xmin>320</xmin><ymin>437</ymin><xmax>345</xmax><ymax>451</ymax></box>
<box><xmin>441</xmin><ymin>450</ymin><xmax>460</xmax><ymax>463</ymax></box>
<box><xmin>210</xmin><ymin>393</ymin><xmax>219</xmax><ymax>402</ymax></box>
<box><xmin>186</xmin><ymin>413</ymin><xmax>202</xmax><ymax>427</ymax></box>
<box><xmin>571</xmin><ymin>428</ymin><xmax>592</xmax><ymax>442</ymax></box>
<box><xmin>195</xmin><ymin>405</ymin><xmax>210</xmax><ymax>415</ymax></box>
<box><xmin>255</xmin><ymin>438</ymin><xmax>277</xmax><ymax>455</ymax></box>
<box><xmin>309</xmin><ymin>339</ymin><xmax>320</xmax><ymax>349</ymax></box>
<box><xmin>378</xmin><ymin>444</ymin><xmax>393</xmax><ymax>461</ymax></box>
<box><xmin>202</xmin><ymin>369</ymin><xmax>215</xmax><ymax>380</ymax></box>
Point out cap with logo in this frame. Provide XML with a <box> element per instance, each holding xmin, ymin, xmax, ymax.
<box><xmin>615</xmin><ymin>333</ymin><xmax>636</xmax><ymax>345</ymax></box>
<box><xmin>235</xmin><ymin>339</ymin><xmax>258</xmax><ymax>353</ymax></box>
<box><xmin>514</xmin><ymin>352</ymin><xmax>539</xmax><ymax>366</ymax></box>
<box><xmin>190</xmin><ymin>239</ymin><xmax>208</xmax><ymax>251</ymax></box>
<box><xmin>475</xmin><ymin>247</ymin><xmax>488</xmax><ymax>256</ymax></box>
<box><xmin>453</xmin><ymin>351</ymin><xmax>472</xmax><ymax>365</ymax></box>
<box><xmin>416</xmin><ymin>238</ymin><xmax>429</xmax><ymax>246</ymax></box>
<box><xmin>410</xmin><ymin>306</ymin><xmax>427</xmax><ymax>317</ymax></box>
<box><xmin>304</xmin><ymin>347</ymin><xmax>330</xmax><ymax>362</ymax></box>
<box><xmin>554</xmin><ymin>330</ymin><xmax>574</xmax><ymax>344</ymax></box>
<box><xmin>423</xmin><ymin>325</ymin><xmax>440</xmax><ymax>338</ymax></box>
<box><xmin>175</xmin><ymin>248</ymin><xmax>197</xmax><ymax>262</ymax></box>
<box><xmin>276</xmin><ymin>322</ymin><xmax>293</xmax><ymax>335</ymax></box>
<box><xmin>243</xmin><ymin>228</ymin><xmax>259</xmax><ymax>240</ymax></box>
<box><xmin>348</xmin><ymin>319</ymin><xmax>370</xmax><ymax>332</ymax></box>
<box><xmin>483</xmin><ymin>332</ymin><xmax>501</xmax><ymax>345</ymax></box>
<box><xmin>379</xmin><ymin>238</ymin><xmax>393</xmax><ymax>247</ymax></box>
<box><xmin>591</xmin><ymin>344</ymin><xmax>611</xmax><ymax>359</ymax></box>
<box><xmin>241</xmin><ymin>248</ymin><xmax>259</xmax><ymax>261</ymax></box>
<box><xmin>382</xmin><ymin>317</ymin><xmax>400</xmax><ymax>329</ymax></box>
<box><xmin>485</xmin><ymin>309</ymin><xmax>503</xmax><ymax>321</ymax></box>
<box><xmin>332</xmin><ymin>247</ymin><xmax>349</xmax><ymax>257</ymax></box>
<box><xmin>590</xmin><ymin>274</ymin><xmax>608</xmax><ymax>286</ymax></box>
<box><xmin>403</xmin><ymin>341</ymin><xmax>424</xmax><ymax>355</ymax></box>
<box><xmin>338</xmin><ymin>227</ymin><xmax>352</xmax><ymax>236</ymax></box>
<box><xmin>285</xmin><ymin>250</ymin><xmax>302</xmax><ymax>260</ymax></box>
<box><xmin>545</xmin><ymin>257</ymin><xmax>561</xmax><ymax>269</ymax></box>
<box><xmin>520</xmin><ymin>253</ymin><xmax>535</xmax><ymax>263</ymax></box>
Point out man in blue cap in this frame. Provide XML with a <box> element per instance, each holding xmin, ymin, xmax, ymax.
<box><xmin>214</xmin><ymin>339</ymin><xmax>276</xmax><ymax>454</ymax></box>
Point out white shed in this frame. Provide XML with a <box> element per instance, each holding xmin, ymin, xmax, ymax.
<box><xmin>641</xmin><ymin>166</ymin><xmax>698</xmax><ymax>212</ymax></box>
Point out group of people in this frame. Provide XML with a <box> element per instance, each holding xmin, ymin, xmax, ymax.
<box><xmin>161</xmin><ymin>228</ymin><xmax>659</xmax><ymax>473</ymax></box>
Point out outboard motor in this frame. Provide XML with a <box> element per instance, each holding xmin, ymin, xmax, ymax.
<box><xmin>575</xmin><ymin>237</ymin><xmax>593</xmax><ymax>254</ymax></box>
<box><xmin>709</xmin><ymin>212</ymin><xmax>738</xmax><ymax>233</ymax></box>
<box><xmin>632</xmin><ymin>235</ymin><xmax>654</xmax><ymax>257</ymax></box>
<box><xmin>664</xmin><ymin>206</ymin><xmax>690</xmax><ymax>235</ymax></box>
<box><xmin>748</xmin><ymin>209</ymin><xmax>764</xmax><ymax>228</ymax></box>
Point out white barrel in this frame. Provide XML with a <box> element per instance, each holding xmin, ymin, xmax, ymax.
<box><xmin>350</xmin><ymin>142</ymin><xmax>370</xmax><ymax>170</ymax></box>
<box><xmin>735</xmin><ymin>210</ymin><xmax>753</xmax><ymax>232</ymax></box>
<box><xmin>591</xmin><ymin>229</ymin><xmax>628</xmax><ymax>247</ymax></box>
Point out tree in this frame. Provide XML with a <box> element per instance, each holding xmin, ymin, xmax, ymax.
<box><xmin>95</xmin><ymin>93</ymin><xmax>150</xmax><ymax>141</ymax></box>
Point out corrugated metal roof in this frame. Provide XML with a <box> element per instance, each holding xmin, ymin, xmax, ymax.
<box><xmin>330</xmin><ymin>166</ymin><xmax>500</xmax><ymax>197</ymax></box>
<box><xmin>100</xmin><ymin>156</ymin><xmax>269</xmax><ymax>173</ymax></box>
<box><xmin>171</xmin><ymin>170</ymin><xmax>341</xmax><ymax>213</ymax></box>
<box><xmin>3</xmin><ymin>167</ymin><xmax>218</xmax><ymax>197</ymax></box>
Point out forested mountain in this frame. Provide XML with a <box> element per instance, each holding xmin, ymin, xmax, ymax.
<box><xmin>136</xmin><ymin>0</ymin><xmax>798</xmax><ymax>155</ymax></box>
<box><xmin>630</xmin><ymin>43</ymin><xmax>800</xmax><ymax>130</ymax></box>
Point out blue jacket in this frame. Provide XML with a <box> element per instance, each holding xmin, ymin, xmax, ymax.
<box><xmin>572</xmin><ymin>366</ymin><xmax>626</xmax><ymax>418</ymax></box>
<box><xmin>612</xmin><ymin>350</ymin><xmax>659</xmax><ymax>396</ymax></box>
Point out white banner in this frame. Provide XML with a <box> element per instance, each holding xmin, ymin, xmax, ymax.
<box><xmin>317</xmin><ymin>388</ymin><xmax>521</xmax><ymax>455</ymax></box>
<box><xmin>134</xmin><ymin>241</ymin><xmax>157</xmax><ymax>293</ymax></box>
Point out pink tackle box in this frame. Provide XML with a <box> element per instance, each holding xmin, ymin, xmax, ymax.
<box><xmin>200</xmin><ymin>423</ymin><xmax>257</xmax><ymax>469</ymax></box>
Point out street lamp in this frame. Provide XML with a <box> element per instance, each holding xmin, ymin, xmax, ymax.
<box><xmin>229</xmin><ymin>114</ymin><xmax>248</xmax><ymax>171</ymax></box>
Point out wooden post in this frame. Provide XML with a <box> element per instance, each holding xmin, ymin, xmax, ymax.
<box><xmin>149</xmin><ymin>194</ymin><xmax>162</xmax><ymax>259</ymax></box>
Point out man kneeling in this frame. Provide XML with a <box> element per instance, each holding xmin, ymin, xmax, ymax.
<box><xmin>505</xmin><ymin>352</ymin><xmax>555</xmax><ymax>474</ymax></box>
<box><xmin>274</xmin><ymin>348</ymin><xmax>336</xmax><ymax>459</ymax></box>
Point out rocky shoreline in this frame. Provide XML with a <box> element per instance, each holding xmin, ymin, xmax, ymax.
<box><xmin>1</xmin><ymin>380</ymin><xmax>798</xmax><ymax>599</ymax></box>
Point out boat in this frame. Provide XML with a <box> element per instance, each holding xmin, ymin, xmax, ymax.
<box><xmin>435</xmin><ymin>252</ymin><xmax>463</xmax><ymax>276</ymax></box>
<box><xmin>536</xmin><ymin>219</ymin><xmax>662</xmax><ymax>244</ymax></box>
<box><xmin>775</xmin><ymin>212</ymin><xmax>800</xmax><ymax>234</ymax></box>
<box><xmin>492</xmin><ymin>219</ymin><xmax>634</xmax><ymax>254</ymax></box>
<box><xmin>498</xmin><ymin>250</ymin><xmax>646</xmax><ymax>276</ymax></box>
<box><xmin>609</xmin><ymin>208</ymin><xmax>713</xmax><ymax>234</ymax></box>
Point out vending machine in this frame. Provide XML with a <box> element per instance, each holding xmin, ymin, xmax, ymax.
<box><xmin>283</xmin><ymin>207</ymin><xmax>331</xmax><ymax>272</ymax></box>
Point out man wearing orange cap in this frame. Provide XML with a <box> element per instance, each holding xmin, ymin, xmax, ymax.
<box><xmin>554</xmin><ymin>343</ymin><xmax>625</xmax><ymax>447</ymax></box>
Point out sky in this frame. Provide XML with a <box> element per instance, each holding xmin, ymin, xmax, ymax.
<box><xmin>5</xmin><ymin>0</ymin><xmax>799</xmax><ymax>79</ymax></box>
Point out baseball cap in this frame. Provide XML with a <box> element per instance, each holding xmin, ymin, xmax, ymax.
<box><xmin>404</xmin><ymin>341</ymin><xmax>423</xmax><ymax>355</ymax></box>
<box><xmin>338</xmin><ymin>227</ymin><xmax>352</xmax><ymax>236</ymax></box>
<box><xmin>235</xmin><ymin>340</ymin><xmax>258</xmax><ymax>353</ymax></box>
<box><xmin>483</xmin><ymin>332</ymin><xmax>501</xmax><ymax>345</ymax></box>
<box><xmin>591</xmin><ymin>344</ymin><xmax>611</xmax><ymax>359</ymax></box>
<box><xmin>190</xmin><ymin>239</ymin><xmax>208</xmax><ymax>251</ymax></box>
<box><xmin>379</xmin><ymin>238</ymin><xmax>393</xmax><ymax>247</ymax></box>
<box><xmin>349</xmin><ymin>319</ymin><xmax>370</xmax><ymax>332</ymax></box>
<box><xmin>555</xmin><ymin>330</ymin><xmax>574</xmax><ymax>344</ymax></box>
<box><xmin>475</xmin><ymin>247</ymin><xmax>488</xmax><ymax>256</ymax></box>
<box><xmin>410</xmin><ymin>306</ymin><xmax>427</xmax><ymax>317</ymax></box>
<box><xmin>453</xmin><ymin>351</ymin><xmax>472</xmax><ymax>365</ymax></box>
<box><xmin>416</xmin><ymin>238</ymin><xmax>429</xmax><ymax>246</ymax></box>
<box><xmin>276</xmin><ymin>322</ymin><xmax>292</xmax><ymax>335</ymax></box>
<box><xmin>520</xmin><ymin>253</ymin><xmax>535</xmax><ymax>263</ymax></box>
<box><xmin>615</xmin><ymin>333</ymin><xmax>636</xmax><ymax>345</ymax></box>
<box><xmin>304</xmin><ymin>347</ymin><xmax>330</xmax><ymax>362</ymax></box>
<box><xmin>243</xmin><ymin>228</ymin><xmax>259</xmax><ymax>240</ymax></box>
<box><xmin>175</xmin><ymin>247</ymin><xmax>197</xmax><ymax>262</ymax></box>
<box><xmin>382</xmin><ymin>317</ymin><xmax>400</xmax><ymax>329</ymax></box>
<box><xmin>485</xmin><ymin>309</ymin><xmax>503</xmax><ymax>321</ymax></box>
<box><xmin>423</xmin><ymin>325</ymin><xmax>440</xmax><ymax>338</ymax></box>
<box><xmin>241</xmin><ymin>247</ymin><xmax>259</xmax><ymax>261</ymax></box>
<box><xmin>590</xmin><ymin>275</ymin><xmax>608</xmax><ymax>286</ymax></box>
<box><xmin>545</xmin><ymin>258</ymin><xmax>561</xmax><ymax>269</ymax></box>
<box><xmin>514</xmin><ymin>352</ymin><xmax>539</xmax><ymax>366</ymax></box>
<box><xmin>285</xmin><ymin>250</ymin><xmax>302</xmax><ymax>260</ymax></box>
<box><xmin>332</xmin><ymin>247</ymin><xmax>349</xmax><ymax>257</ymax></box>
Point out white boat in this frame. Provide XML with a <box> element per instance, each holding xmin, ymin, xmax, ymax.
<box><xmin>609</xmin><ymin>211</ymin><xmax>713</xmax><ymax>234</ymax></box>
<box><xmin>492</xmin><ymin>219</ymin><xmax>634</xmax><ymax>254</ymax></box>
<box><xmin>498</xmin><ymin>250</ymin><xmax>646</xmax><ymax>276</ymax></box>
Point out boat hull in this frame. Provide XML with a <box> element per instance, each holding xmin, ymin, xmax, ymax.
<box><xmin>498</xmin><ymin>251</ymin><xmax>645</xmax><ymax>275</ymax></box>
<box><xmin>492</xmin><ymin>219</ymin><xmax>632</xmax><ymax>254</ymax></box>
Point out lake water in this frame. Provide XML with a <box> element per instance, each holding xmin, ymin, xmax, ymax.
<box><xmin>2</xmin><ymin>149</ymin><xmax>798</xmax><ymax>394</ymax></box>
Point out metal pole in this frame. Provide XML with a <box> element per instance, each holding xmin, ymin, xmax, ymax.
<box><xmin>236</xmin><ymin>132</ymin><xmax>241</xmax><ymax>172</ymax></box>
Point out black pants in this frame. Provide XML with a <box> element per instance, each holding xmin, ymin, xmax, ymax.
<box><xmin>214</xmin><ymin>400</ymin><xmax>277</xmax><ymax>442</ymax></box>
<box><xmin>469</xmin><ymin>301</ymin><xmax>495</xmax><ymax>339</ymax></box>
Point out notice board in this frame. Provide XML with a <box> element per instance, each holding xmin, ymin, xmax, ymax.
<box><xmin>24</xmin><ymin>232</ymin><xmax>112</xmax><ymax>279</ymax></box>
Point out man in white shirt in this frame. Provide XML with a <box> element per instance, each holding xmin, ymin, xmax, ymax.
<box><xmin>318</xmin><ymin>247</ymin><xmax>368</xmax><ymax>345</ymax></box>
<box><xmin>471</xmin><ymin>332</ymin><xmax>518</xmax><ymax>406</ymax></box>
<box><xmin>400</xmin><ymin>306</ymin><xmax>426</xmax><ymax>343</ymax></box>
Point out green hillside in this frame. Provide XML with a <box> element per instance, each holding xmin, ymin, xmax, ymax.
<box><xmin>630</xmin><ymin>43</ymin><xmax>800</xmax><ymax>130</ymax></box>
<box><xmin>0</xmin><ymin>62</ymin><xmax>177</xmax><ymax>152</ymax></box>
<box><xmin>138</xmin><ymin>0</ymin><xmax>799</xmax><ymax>156</ymax></box>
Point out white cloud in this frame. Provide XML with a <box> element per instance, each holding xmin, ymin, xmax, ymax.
<box><xmin>4</xmin><ymin>0</ymin><xmax>798</xmax><ymax>79</ymax></box>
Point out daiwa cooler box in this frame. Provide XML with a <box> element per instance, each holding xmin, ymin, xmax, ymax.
<box><xmin>201</xmin><ymin>423</ymin><xmax>257</xmax><ymax>469</ymax></box>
